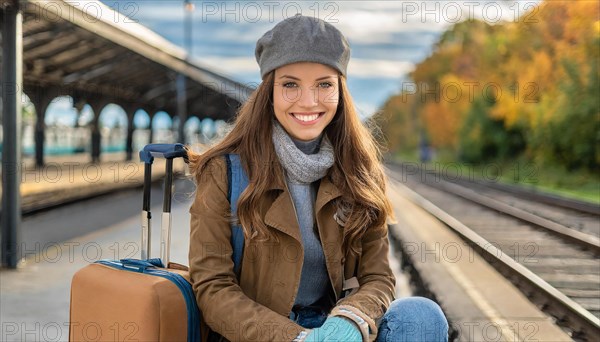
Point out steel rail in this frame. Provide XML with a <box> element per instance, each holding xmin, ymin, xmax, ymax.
<box><xmin>468</xmin><ymin>178</ymin><xmax>600</xmax><ymax>216</ymax></box>
<box><xmin>431</xmin><ymin>179</ymin><xmax>600</xmax><ymax>254</ymax></box>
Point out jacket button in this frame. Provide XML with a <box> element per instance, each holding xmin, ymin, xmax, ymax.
<box><xmin>341</xmin><ymin>257</ymin><xmax>346</xmax><ymax>264</ymax></box>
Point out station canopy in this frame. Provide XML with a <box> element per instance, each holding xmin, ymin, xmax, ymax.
<box><xmin>1</xmin><ymin>0</ymin><xmax>253</xmax><ymax>120</ymax></box>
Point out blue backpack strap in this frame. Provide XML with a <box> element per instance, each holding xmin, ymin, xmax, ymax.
<box><xmin>225</xmin><ymin>154</ymin><xmax>249</xmax><ymax>278</ymax></box>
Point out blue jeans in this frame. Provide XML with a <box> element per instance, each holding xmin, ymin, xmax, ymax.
<box><xmin>291</xmin><ymin>297</ymin><xmax>448</xmax><ymax>342</ymax></box>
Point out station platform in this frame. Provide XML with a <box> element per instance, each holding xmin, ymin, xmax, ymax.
<box><xmin>0</xmin><ymin>152</ymin><xmax>185</xmax><ymax>213</ymax></box>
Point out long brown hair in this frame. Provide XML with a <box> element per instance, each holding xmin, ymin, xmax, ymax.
<box><xmin>187</xmin><ymin>71</ymin><xmax>394</xmax><ymax>255</ymax></box>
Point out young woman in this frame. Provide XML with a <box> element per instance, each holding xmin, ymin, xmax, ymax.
<box><xmin>188</xmin><ymin>14</ymin><xmax>448</xmax><ymax>342</ymax></box>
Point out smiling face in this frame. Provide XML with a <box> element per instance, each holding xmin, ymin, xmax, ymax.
<box><xmin>273</xmin><ymin>62</ymin><xmax>340</xmax><ymax>141</ymax></box>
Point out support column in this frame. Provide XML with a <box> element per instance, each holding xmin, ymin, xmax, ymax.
<box><xmin>91</xmin><ymin>117</ymin><xmax>101</xmax><ymax>163</ymax></box>
<box><xmin>176</xmin><ymin>74</ymin><xmax>187</xmax><ymax>144</ymax></box>
<box><xmin>34</xmin><ymin>120</ymin><xmax>44</xmax><ymax>166</ymax></box>
<box><xmin>88</xmin><ymin>100</ymin><xmax>108</xmax><ymax>163</ymax></box>
<box><xmin>125</xmin><ymin>107</ymin><xmax>135</xmax><ymax>161</ymax></box>
<box><xmin>148</xmin><ymin>113</ymin><xmax>154</xmax><ymax>144</ymax></box>
<box><xmin>27</xmin><ymin>85</ymin><xmax>59</xmax><ymax>167</ymax></box>
<box><xmin>1</xmin><ymin>2</ymin><xmax>23</xmax><ymax>268</ymax></box>
<box><xmin>31</xmin><ymin>94</ymin><xmax>51</xmax><ymax>167</ymax></box>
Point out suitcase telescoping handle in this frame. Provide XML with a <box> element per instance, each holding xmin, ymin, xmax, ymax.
<box><xmin>139</xmin><ymin>143</ymin><xmax>188</xmax><ymax>265</ymax></box>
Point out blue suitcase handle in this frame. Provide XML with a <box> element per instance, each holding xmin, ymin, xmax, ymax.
<box><xmin>139</xmin><ymin>143</ymin><xmax>188</xmax><ymax>262</ymax></box>
<box><xmin>139</xmin><ymin>143</ymin><xmax>187</xmax><ymax>164</ymax></box>
<box><xmin>119</xmin><ymin>258</ymin><xmax>164</xmax><ymax>271</ymax></box>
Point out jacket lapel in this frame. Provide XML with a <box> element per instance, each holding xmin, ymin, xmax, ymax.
<box><xmin>315</xmin><ymin>175</ymin><xmax>342</xmax><ymax>214</ymax></box>
<box><xmin>263</xmin><ymin>164</ymin><xmax>302</xmax><ymax>242</ymax></box>
<box><xmin>263</xmin><ymin>170</ymin><xmax>343</xmax><ymax>246</ymax></box>
<box><xmin>264</xmin><ymin>190</ymin><xmax>302</xmax><ymax>242</ymax></box>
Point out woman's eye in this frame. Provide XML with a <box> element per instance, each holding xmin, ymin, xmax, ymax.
<box><xmin>283</xmin><ymin>82</ymin><xmax>298</xmax><ymax>88</ymax></box>
<box><xmin>318</xmin><ymin>82</ymin><xmax>333</xmax><ymax>88</ymax></box>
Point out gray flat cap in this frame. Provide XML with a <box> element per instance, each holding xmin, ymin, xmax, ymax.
<box><xmin>255</xmin><ymin>14</ymin><xmax>350</xmax><ymax>79</ymax></box>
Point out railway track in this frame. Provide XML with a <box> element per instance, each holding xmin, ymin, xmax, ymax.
<box><xmin>385</xmin><ymin>162</ymin><xmax>600</xmax><ymax>341</ymax></box>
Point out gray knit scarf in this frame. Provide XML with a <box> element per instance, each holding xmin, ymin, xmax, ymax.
<box><xmin>272</xmin><ymin>120</ymin><xmax>335</xmax><ymax>184</ymax></box>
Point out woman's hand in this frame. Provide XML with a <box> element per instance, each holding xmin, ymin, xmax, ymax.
<box><xmin>303</xmin><ymin>316</ymin><xmax>362</xmax><ymax>342</ymax></box>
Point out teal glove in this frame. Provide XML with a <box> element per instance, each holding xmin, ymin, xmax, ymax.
<box><xmin>304</xmin><ymin>316</ymin><xmax>362</xmax><ymax>342</ymax></box>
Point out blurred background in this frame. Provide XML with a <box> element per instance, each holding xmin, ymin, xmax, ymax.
<box><xmin>0</xmin><ymin>1</ymin><xmax>598</xmax><ymax>341</ymax></box>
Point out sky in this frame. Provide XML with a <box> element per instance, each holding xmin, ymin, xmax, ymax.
<box><xmin>43</xmin><ymin>0</ymin><xmax>537</xmax><ymax>129</ymax></box>
<box><xmin>128</xmin><ymin>0</ymin><xmax>439</xmax><ymax>119</ymax></box>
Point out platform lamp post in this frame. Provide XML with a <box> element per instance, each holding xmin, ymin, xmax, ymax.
<box><xmin>176</xmin><ymin>0</ymin><xmax>194</xmax><ymax>144</ymax></box>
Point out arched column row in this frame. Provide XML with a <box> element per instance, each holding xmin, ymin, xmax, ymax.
<box><xmin>24</xmin><ymin>90</ymin><xmax>223</xmax><ymax>166</ymax></box>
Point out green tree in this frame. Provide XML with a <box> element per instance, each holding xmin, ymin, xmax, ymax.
<box><xmin>459</xmin><ymin>96</ymin><xmax>525</xmax><ymax>162</ymax></box>
<box><xmin>549</xmin><ymin>58</ymin><xmax>600</xmax><ymax>170</ymax></box>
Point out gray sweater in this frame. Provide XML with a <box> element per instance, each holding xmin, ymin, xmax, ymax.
<box><xmin>288</xmin><ymin>137</ymin><xmax>331</xmax><ymax>307</ymax></box>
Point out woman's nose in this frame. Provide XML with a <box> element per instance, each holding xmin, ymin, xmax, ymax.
<box><xmin>297</xmin><ymin>86</ymin><xmax>319</xmax><ymax>107</ymax></box>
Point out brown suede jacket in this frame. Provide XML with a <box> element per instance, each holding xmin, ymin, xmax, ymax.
<box><xmin>189</xmin><ymin>156</ymin><xmax>396</xmax><ymax>342</ymax></box>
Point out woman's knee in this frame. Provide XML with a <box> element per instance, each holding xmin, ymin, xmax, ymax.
<box><xmin>389</xmin><ymin>297</ymin><xmax>447</xmax><ymax>325</ymax></box>
<box><xmin>377</xmin><ymin>296</ymin><xmax>448</xmax><ymax>342</ymax></box>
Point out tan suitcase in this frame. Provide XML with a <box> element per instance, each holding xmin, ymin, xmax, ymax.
<box><xmin>69</xmin><ymin>144</ymin><xmax>201</xmax><ymax>341</ymax></box>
